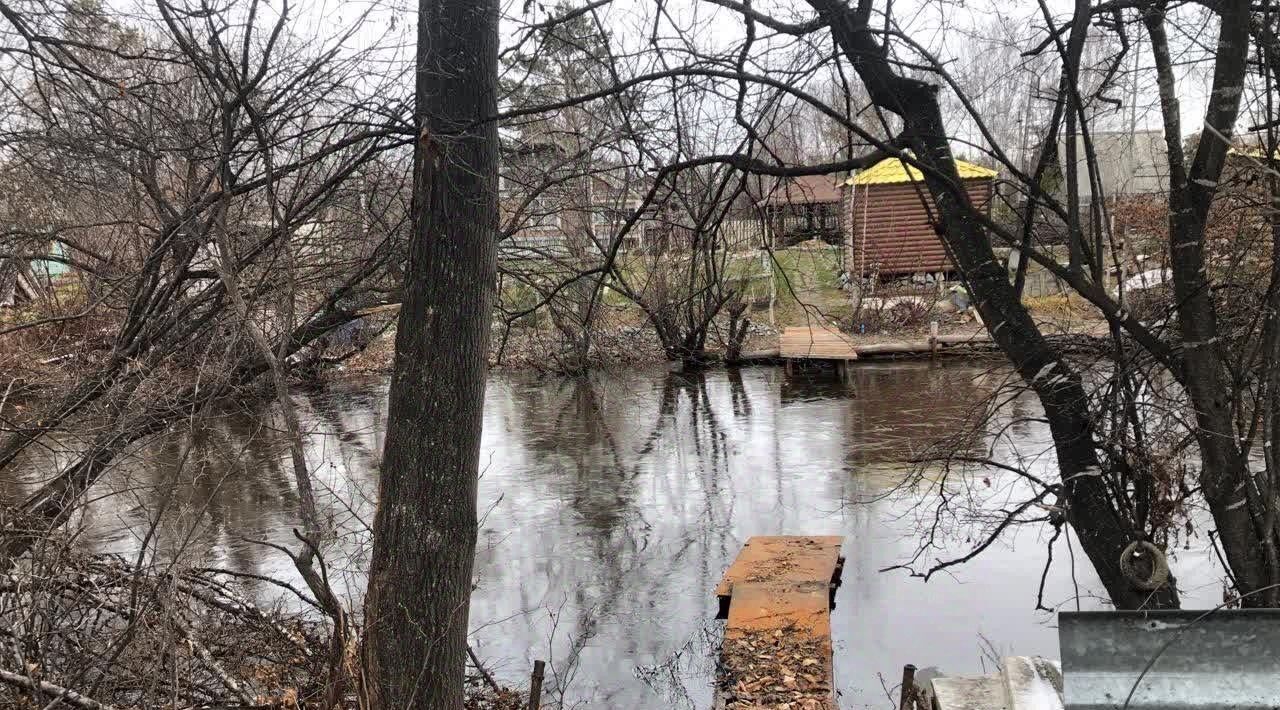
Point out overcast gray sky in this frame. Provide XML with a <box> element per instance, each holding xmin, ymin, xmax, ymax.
<box><xmin>109</xmin><ymin>0</ymin><xmax>1223</xmax><ymax>149</ymax></box>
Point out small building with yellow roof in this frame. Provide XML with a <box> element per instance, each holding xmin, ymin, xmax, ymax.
<box><xmin>844</xmin><ymin>156</ymin><xmax>997</xmax><ymax>277</ymax></box>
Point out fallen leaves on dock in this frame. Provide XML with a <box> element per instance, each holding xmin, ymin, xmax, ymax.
<box><xmin>464</xmin><ymin>677</ymin><xmax>526</xmax><ymax>710</ymax></box>
<box><xmin>717</xmin><ymin>627</ymin><xmax>832</xmax><ymax>709</ymax></box>
<box><xmin>737</xmin><ymin>538</ymin><xmax>823</xmax><ymax>584</ymax></box>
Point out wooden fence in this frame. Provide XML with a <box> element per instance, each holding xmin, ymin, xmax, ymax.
<box><xmin>500</xmin><ymin>216</ymin><xmax>773</xmax><ymax>261</ymax></box>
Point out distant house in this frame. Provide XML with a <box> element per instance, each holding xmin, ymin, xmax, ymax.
<box><xmin>1225</xmin><ymin>144</ymin><xmax>1280</xmax><ymax>177</ymax></box>
<box><xmin>499</xmin><ymin>138</ymin><xmax>652</xmax><ymax>259</ymax></box>
<box><xmin>844</xmin><ymin>157</ymin><xmax>996</xmax><ymax>277</ymax></box>
<box><xmin>1210</xmin><ymin>144</ymin><xmax>1277</xmax><ymax>246</ymax></box>
<box><xmin>756</xmin><ymin>174</ymin><xmax>845</xmax><ymax>248</ymax></box>
<box><xmin>1060</xmin><ymin>129</ymin><xmax>1169</xmax><ymax>202</ymax></box>
<box><xmin>0</xmin><ymin>239</ymin><xmax>66</xmax><ymax>307</ymax></box>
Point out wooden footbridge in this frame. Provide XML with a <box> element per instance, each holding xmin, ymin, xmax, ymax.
<box><xmin>779</xmin><ymin>326</ymin><xmax>859</xmax><ymax>369</ymax></box>
<box><xmin>778</xmin><ymin>324</ymin><xmax>1000</xmax><ymax>370</ymax></box>
<box><xmin>714</xmin><ymin>536</ymin><xmax>845</xmax><ymax>709</ymax></box>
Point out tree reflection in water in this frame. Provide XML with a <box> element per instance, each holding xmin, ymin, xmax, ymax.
<box><xmin>4</xmin><ymin>363</ymin><xmax>1125</xmax><ymax>708</ymax></box>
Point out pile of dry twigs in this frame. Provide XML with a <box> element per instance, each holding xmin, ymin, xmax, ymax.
<box><xmin>0</xmin><ymin>550</ymin><xmax>522</xmax><ymax>709</ymax></box>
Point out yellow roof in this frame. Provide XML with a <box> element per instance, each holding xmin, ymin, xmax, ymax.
<box><xmin>1228</xmin><ymin>146</ymin><xmax>1280</xmax><ymax>159</ymax></box>
<box><xmin>847</xmin><ymin>157</ymin><xmax>998</xmax><ymax>185</ymax></box>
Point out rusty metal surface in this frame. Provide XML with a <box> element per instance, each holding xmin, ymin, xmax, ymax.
<box><xmin>715</xmin><ymin>536</ymin><xmax>845</xmax><ymax>600</ymax></box>
<box><xmin>715</xmin><ymin>536</ymin><xmax>845</xmax><ymax>709</ymax></box>
<box><xmin>848</xmin><ymin>180</ymin><xmax>992</xmax><ymax>275</ymax></box>
<box><xmin>726</xmin><ymin>585</ymin><xmax>832</xmax><ymax>636</ymax></box>
<box><xmin>1059</xmin><ymin>609</ymin><xmax>1280</xmax><ymax>710</ymax></box>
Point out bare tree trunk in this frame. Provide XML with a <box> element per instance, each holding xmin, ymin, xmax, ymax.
<box><xmin>1145</xmin><ymin>0</ymin><xmax>1274</xmax><ymax>603</ymax></box>
<box><xmin>361</xmin><ymin>0</ymin><xmax>498</xmax><ymax>706</ymax></box>
<box><xmin>810</xmin><ymin>0</ymin><xmax>1178</xmax><ymax>608</ymax></box>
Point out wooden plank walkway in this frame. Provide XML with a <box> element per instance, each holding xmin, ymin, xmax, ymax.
<box><xmin>714</xmin><ymin>536</ymin><xmax>845</xmax><ymax>710</ymax></box>
<box><xmin>779</xmin><ymin>326</ymin><xmax>859</xmax><ymax>361</ymax></box>
<box><xmin>778</xmin><ymin>323</ymin><xmax>1112</xmax><ymax>363</ymax></box>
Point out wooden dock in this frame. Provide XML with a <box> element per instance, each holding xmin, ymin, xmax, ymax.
<box><xmin>714</xmin><ymin>536</ymin><xmax>845</xmax><ymax>710</ymax></box>
<box><xmin>780</xmin><ymin>326</ymin><xmax>859</xmax><ymax>361</ymax></box>
<box><xmin>778</xmin><ymin>324</ymin><xmax>1006</xmax><ymax>370</ymax></box>
<box><xmin>776</xmin><ymin>323</ymin><xmax>1111</xmax><ymax>366</ymax></box>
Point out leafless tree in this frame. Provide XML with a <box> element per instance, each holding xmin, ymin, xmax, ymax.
<box><xmin>0</xmin><ymin>0</ymin><xmax>410</xmax><ymax>704</ymax></box>
<box><xmin>486</xmin><ymin>0</ymin><xmax>1280</xmax><ymax>612</ymax></box>
<box><xmin>361</xmin><ymin>0</ymin><xmax>498</xmax><ymax>706</ymax></box>
<box><xmin>0</xmin><ymin>0</ymin><xmax>409</xmax><ymax>549</ymax></box>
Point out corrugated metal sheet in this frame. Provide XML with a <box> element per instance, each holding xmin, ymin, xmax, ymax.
<box><xmin>847</xmin><ymin>180</ymin><xmax>992</xmax><ymax>275</ymax></box>
<box><xmin>849</xmin><ymin>157</ymin><xmax>998</xmax><ymax>185</ymax></box>
<box><xmin>1059</xmin><ymin>609</ymin><xmax>1280</xmax><ymax>710</ymax></box>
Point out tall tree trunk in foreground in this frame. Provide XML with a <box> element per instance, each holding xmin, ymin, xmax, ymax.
<box><xmin>1143</xmin><ymin>0</ymin><xmax>1274</xmax><ymax>604</ymax></box>
<box><xmin>363</xmin><ymin>0</ymin><xmax>499</xmax><ymax>706</ymax></box>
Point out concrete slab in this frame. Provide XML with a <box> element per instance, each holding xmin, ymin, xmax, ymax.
<box><xmin>932</xmin><ymin>657</ymin><xmax>1063</xmax><ymax>710</ymax></box>
<box><xmin>1002</xmin><ymin>657</ymin><xmax>1062</xmax><ymax>710</ymax></box>
<box><xmin>932</xmin><ymin>675</ymin><xmax>1009</xmax><ymax>710</ymax></box>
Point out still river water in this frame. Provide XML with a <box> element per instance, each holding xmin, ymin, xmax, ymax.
<box><xmin>4</xmin><ymin>363</ymin><xmax>1225</xmax><ymax>708</ymax></box>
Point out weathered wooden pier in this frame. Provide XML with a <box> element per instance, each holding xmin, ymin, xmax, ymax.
<box><xmin>778</xmin><ymin>324</ymin><xmax>1000</xmax><ymax>372</ymax></box>
<box><xmin>779</xmin><ymin>325</ymin><xmax>859</xmax><ymax>381</ymax></box>
<box><xmin>714</xmin><ymin>536</ymin><xmax>846</xmax><ymax>709</ymax></box>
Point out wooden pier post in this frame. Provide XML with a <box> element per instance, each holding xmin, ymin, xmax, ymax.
<box><xmin>899</xmin><ymin>663</ymin><xmax>918</xmax><ymax>710</ymax></box>
<box><xmin>528</xmin><ymin>659</ymin><xmax>545</xmax><ymax>710</ymax></box>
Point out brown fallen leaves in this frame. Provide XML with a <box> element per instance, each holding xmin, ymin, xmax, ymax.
<box><xmin>717</xmin><ymin>628</ymin><xmax>832</xmax><ymax>710</ymax></box>
<box><xmin>464</xmin><ymin>677</ymin><xmax>526</xmax><ymax>710</ymax></box>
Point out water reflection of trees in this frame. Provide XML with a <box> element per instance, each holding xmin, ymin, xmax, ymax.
<box><xmin>12</xmin><ymin>384</ymin><xmax>392</xmax><ymax>601</ymax></box>
<box><xmin>491</xmin><ymin>374</ymin><xmax>649</xmax><ymax>696</ymax></box>
<box><xmin>3</xmin><ymin>364</ymin><xmax>1026</xmax><ymax>707</ymax></box>
<box><xmin>479</xmin><ymin>369</ymin><xmax>751</xmax><ymax>706</ymax></box>
<box><xmin>787</xmin><ymin>362</ymin><xmax>993</xmax><ymax>468</ymax></box>
<box><xmin>478</xmin><ymin>365</ymin><xmax>1000</xmax><ymax>706</ymax></box>
<box><xmin>134</xmin><ymin>403</ymin><xmax>307</xmax><ymax>580</ymax></box>
<box><xmin>874</xmin><ymin>363</ymin><xmax>1068</xmax><ymax>600</ymax></box>
<box><xmin>505</xmin><ymin>374</ymin><xmax>641</xmax><ymax>539</ymax></box>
